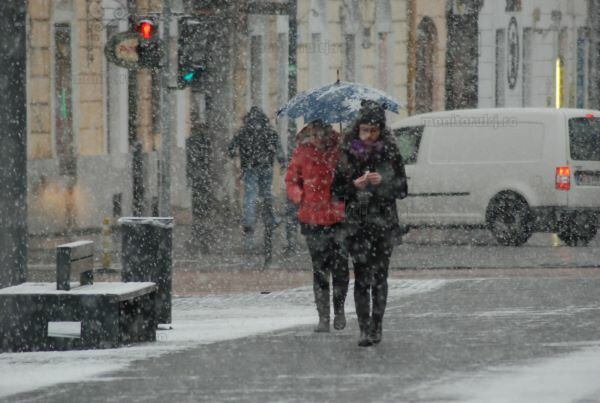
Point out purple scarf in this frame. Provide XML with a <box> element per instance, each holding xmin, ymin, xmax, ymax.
<box><xmin>350</xmin><ymin>139</ymin><xmax>384</xmax><ymax>160</ymax></box>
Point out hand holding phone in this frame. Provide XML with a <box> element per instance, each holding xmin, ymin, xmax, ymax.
<box><xmin>367</xmin><ymin>171</ymin><xmax>382</xmax><ymax>186</ymax></box>
<box><xmin>353</xmin><ymin>171</ymin><xmax>369</xmax><ymax>189</ymax></box>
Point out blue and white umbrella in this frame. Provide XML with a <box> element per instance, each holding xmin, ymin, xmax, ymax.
<box><xmin>277</xmin><ymin>80</ymin><xmax>403</xmax><ymax>124</ymax></box>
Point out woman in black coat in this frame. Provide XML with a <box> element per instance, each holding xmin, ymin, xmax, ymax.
<box><xmin>332</xmin><ymin>100</ymin><xmax>408</xmax><ymax>347</ymax></box>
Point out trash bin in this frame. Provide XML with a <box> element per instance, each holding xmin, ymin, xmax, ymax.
<box><xmin>118</xmin><ymin>217</ymin><xmax>173</xmax><ymax>324</ymax></box>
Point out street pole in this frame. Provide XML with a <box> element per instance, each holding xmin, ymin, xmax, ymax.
<box><xmin>159</xmin><ymin>0</ymin><xmax>172</xmax><ymax>217</ymax></box>
<box><xmin>0</xmin><ymin>2</ymin><xmax>27</xmax><ymax>288</ymax></box>
<box><xmin>128</xmin><ymin>0</ymin><xmax>144</xmax><ymax>216</ymax></box>
<box><xmin>284</xmin><ymin>0</ymin><xmax>298</xmax><ymax>252</ymax></box>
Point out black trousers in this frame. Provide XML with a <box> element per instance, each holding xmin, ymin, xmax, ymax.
<box><xmin>302</xmin><ymin>224</ymin><xmax>349</xmax><ymax>315</ymax></box>
<box><xmin>348</xmin><ymin>225</ymin><xmax>393</xmax><ymax>329</ymax></box>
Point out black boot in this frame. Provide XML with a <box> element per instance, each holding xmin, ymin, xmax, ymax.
<box><xmin>370</xmin><ymin>318</ymin><xmax>382</xmax><ymax>344</ymax></box>
<box><xmin>314</xmin><ymin>287</ymin><xmax>330</xmax><ymax>333</ymax></box>
<box><xmin>333</xmin><ymin>286</ymin><xmax>347</xmax><ymax>330</ymax></box>
<box><xmin>357</xmin><ymin>319</ymin><xmax>373</xmax><ymax>347</ymax></box>
<box><xmin>333</xmin><ymin>306</ymin><xmax>346</xmax><ymax>330</ymax></box>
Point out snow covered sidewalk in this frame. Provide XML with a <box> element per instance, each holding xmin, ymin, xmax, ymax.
<box><xmin>0</xmin><ymin>279</ymin><xmax>446</xmax><ymax>399</ymax></box>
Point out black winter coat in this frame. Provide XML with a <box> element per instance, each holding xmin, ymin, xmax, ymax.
<box><xmin>228</xmin><ymin>108</ymin><xmax>285</xmax><ymax>172</ymax></box>
<box><xmin>331</xmin><ymin>135</ymin><xmax>408</xmax><ymax>230</ymax></box>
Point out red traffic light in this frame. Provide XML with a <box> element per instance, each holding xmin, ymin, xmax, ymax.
<box><xmin>137</xmin><ymin>20</ymin><xmax>154</xmax><ymax>40</ymax></box>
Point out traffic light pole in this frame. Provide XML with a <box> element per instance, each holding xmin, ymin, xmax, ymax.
<box><xmin>0</xmin><ymin>2</ymin><xmax>27</xmax><ymax>288</ymax></box>
<box><xmin>158</xmin><ymin>0</ymin><xmax>173</xmax><ymax>217</ymax></box>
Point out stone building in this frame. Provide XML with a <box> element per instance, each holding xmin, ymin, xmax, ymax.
<box><xmin>478</xmin><ymin>0</ymin><xmax>591</xmax><ymax>109</ymax></box>
<box><xmin>25</xmin><ymin>0</ymin><xmax>412</xmax><ymax>234</ymax></box>
<box><xmin>27</xmin><ymin>0</ymin><xmax>133</xmax><ymax>235</ymax></box>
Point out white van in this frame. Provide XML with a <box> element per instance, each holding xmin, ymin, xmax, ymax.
<box><xmin>391</xmin><ymin>108</ymin><xmax>600</xmax><ymax>246</ymax></box>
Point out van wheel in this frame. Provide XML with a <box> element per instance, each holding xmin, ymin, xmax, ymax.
<box><xmin>486</xmin><ymin>192</ymin><xmax>533</xmax><ymax>246</ymax></box>
<box><xmin>557</xmin><ymin>213</ymin><xmax>597</xmax><ymax>247</ymax></box>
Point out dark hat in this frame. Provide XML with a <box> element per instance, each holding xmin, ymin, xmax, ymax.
<box><xmin>357</xmin><ymin>100</ymin><xmax>387</xmax><ymax>128</ymax></box>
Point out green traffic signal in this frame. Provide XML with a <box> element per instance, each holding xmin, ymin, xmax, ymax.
<box><xmin>183</xmin><ymin>71</ymin><xmax>195</xmax><ymax>82</ymax></box>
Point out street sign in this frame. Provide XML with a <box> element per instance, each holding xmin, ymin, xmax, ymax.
<box><xmin>104</xmin><ymin>32</ymin><xmax>140</xmax><ymax>69</ymax></box>
<box><xmin>105</xmin><ymin>31</ymin><xmax>164</xmax><ymax>69</ymax></box>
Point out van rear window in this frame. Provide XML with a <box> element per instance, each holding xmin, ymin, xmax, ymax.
<box><xmin>569</xmin><ymin>118</ymin><xmax>600</xmax><ymax>161</ymax></box>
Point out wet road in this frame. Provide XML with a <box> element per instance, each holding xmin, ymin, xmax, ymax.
<box><xmin>10</xmin><ymin>269</ymin><xmax>600</xmax><ymax>402</ymax></box>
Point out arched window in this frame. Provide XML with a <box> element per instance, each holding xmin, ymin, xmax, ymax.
<box><xmin>506</xmin><ymin>0</ymin><xmax>522</xmax><ymax>12</ymax></box>
<box><xmin>415</xmin><ymin>17</ymin><xmax>437</xmax><ymax>114</ymax></box>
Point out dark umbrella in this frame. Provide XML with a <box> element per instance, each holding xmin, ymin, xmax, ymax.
<box><xmin>277</xmin><ymin>79</ymin><xmax>403</xmax><ymax>124</ymax></box>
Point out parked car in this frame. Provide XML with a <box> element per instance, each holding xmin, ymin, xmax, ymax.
<box><xmin>391</xmin><ymin>108</ymin><xmax>600</xmax><ymax>246</ymax></box>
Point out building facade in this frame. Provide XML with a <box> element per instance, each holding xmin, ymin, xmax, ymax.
<box><xmin>27</xmin><ymin>0</ymin><xmax>134</xmax><ymax>235</ymax></box>
<box><xmin>28</xmin><ymin>0</ymin><xmax>594</xmax><ymax>235</ymax></box>
<box><xmin>25</xmin><ymin>0</ymin><xmax>411</xmax><ymax>234</ymax></box>
<box><xmin>478</xmin><ymin>0</ymin><xmax>591</xmax><ymax>109</ymax></box>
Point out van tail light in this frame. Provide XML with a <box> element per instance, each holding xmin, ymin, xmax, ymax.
<box><xmin>556</xmin><ymin>166</ymin><xmax>571</xmax><ymax>191</ymax></box>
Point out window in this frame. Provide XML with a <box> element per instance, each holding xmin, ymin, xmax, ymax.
<box><xmin>576</xmin><ymin>29</ymin><xmax>590</xmax><ymax>109</ymax></box>
<box><xmin>415</xmin><ymin>18</ymin><xmax>437</xmax><ymax>114</ymax></box>
<box><xmin>250</xmin><ymin>35</ymin><xmax>263</xmax><ymax>108</ymax></box>
<box><xmin>54</xmin><ymin>23</ymin><xmax>76</xmax><ymax>176</ymax></box>
<box><xmin>394</xmin><ymin>126</ymin><xmax>424</xmax><ymax>165</ymax></box>
<box><xmin>495</xmin><ymin>29</ymin><xmax>506</xmax><ymax>107</ymax></box>
<box><xmin>569</xmin><ymin>118</ymin><xmax>600</xmax><ymax>161</ymax></box>
<box><xmin>309</xmin><ymin>33</ymin><xmax>323</xmax><ymax>87</ymax></box>
<box><xmin>378</xmin><ymin>32</ymin><xmax>389</xmax><ymax>89</ymax></box>
<box><xmin>344</xmin><ymin>34</ymin><xmax>356</xmax><ymax>81</ymax></box>
<box><xmin>522</xmin><ymin>28</ymin><xmax>532</xmax><ymax>106</ymax></box>
<box><xmin>376</xmin><ymin>0</ymin><xmax>392</xmax><ymax>90</ymax></box>
<box><xmin>105</xmin><ymin>23</ymin><xmax>119</xmax><ymax>154</ymax></box>
<box><xmin>506</xmin><ymin>0</ymin><xmax>522</xmax><ymax>12</ymax></box>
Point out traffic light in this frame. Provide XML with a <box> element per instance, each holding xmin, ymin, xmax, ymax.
<box><xmin>136</xmin><ymin>18</ymin><xmax>163</xmax><ymax>68</ymax></box>
<box><xmin>137</xmin><ymin>19</ymin><xmax>154</xmax><ymax>40</ymax></box>
<box><xmin>178</xmin><ymin>17</ymin><xmax>208</xmax><ymax>89</ymax></box>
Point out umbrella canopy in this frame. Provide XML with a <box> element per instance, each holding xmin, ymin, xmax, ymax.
<box><xmin>277</xmin><ymin>81</ymin><xmax>403</xmax><ymax>124</ymax></box>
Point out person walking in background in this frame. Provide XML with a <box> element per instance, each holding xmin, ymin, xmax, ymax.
<box><xmin>286</xmin><ymin>120</ymin><xmax>349</xmax><ymax>332</ymax></box>
<box><xmin>186</xmin><ymin>120</ymin><xmax>212</xmax><ymax>254</ymax></box>
<box><xmin>228</xmin><ymin>107</ymin><xmax>286</xmax><ymax>254</ymax></box>
<box><xmin>332</xmin><ymin>100</ymin><xmax>408</xmax><ymax>346</ymax></box>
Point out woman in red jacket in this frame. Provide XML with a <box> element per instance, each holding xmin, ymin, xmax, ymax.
<box><xmin>285</xmin><ymin>120</ymin><xmax>348</xmax><ymax>332</ymax></box>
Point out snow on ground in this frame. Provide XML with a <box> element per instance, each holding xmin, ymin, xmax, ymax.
<box><xmin>414</xmin><ymin>342</ymin><xmax>600</xmax><ymax>403</ymax></box>
<box><xmin>0</xmin><ymin>279</ymin><xmax>446</xmax><ymax>399</ymax></box>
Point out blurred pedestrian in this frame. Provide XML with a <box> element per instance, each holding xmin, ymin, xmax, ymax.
<box><xmin>332</xmin><ymin>100</ymin><xmax>408</xmax><ymax>346</ymax></box>
<box><xmin>286</xmin><ymin>120</ymin><xmax>349</xmax><ymax>332</ymax></box>
<box><xmin>228</xmin><ymin>107</ymin><xmax>286</xmax><ymax>254</ymax></box>
<box><xmin>186</xmin><ymin>120</ymin><xmax>212</xmax><ymax>254</ymax></box>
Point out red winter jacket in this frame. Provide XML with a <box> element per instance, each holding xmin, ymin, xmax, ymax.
<box><xmin>285</xmin><ymin>134</ymin><xmax>345</xmax><ymax>226</ymax></box>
